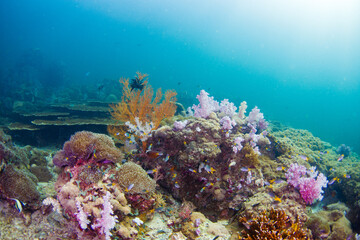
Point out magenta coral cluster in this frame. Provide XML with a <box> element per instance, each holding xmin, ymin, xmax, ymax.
<box><xmin>286</xmin><ymin>163</ymin><xmax>328</xmax><ymax>205</ymax></box>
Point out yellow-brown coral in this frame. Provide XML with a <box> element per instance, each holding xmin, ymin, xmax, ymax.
<box><xmin>53</xmin><ymin>131</ymin><xmax>124</xmax><ymax>167</ymax></box>
<box><xmin>239</xmin><ymin>209</ymin><xmax>309</xmax><ymax>240</ymax></box>
<box><xmin>115</xmin><ymin>162</ymin><xmax>156</xmax><ymax>194</ymax></box>
<box><xmin>108</xmin><ymin>72</ymin><xmax>177</xmax><ymax>142</ymax></box>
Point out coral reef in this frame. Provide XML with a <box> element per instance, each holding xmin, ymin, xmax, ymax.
<box><xmin>1</xmin><ymin>81</ymin><xmax>360</xmax><ymax>239</ymax></box>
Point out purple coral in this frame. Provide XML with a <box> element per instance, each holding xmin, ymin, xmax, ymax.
<box><xmin>285</xmin><ymin>163</ymin><xmax>307</xmax><ymax>188</ymax></box>
<box><xmin>91</xmin><ymin>191</ymin><xmax>118</xmax><ymax>240</ymax></box>
<box><xmin>173</xmin><ymin>120</ymin><xmax>189</xmax><ymax>130</ymax></box>
<box><xmin>298</xmin><ymin>173</ymin><xmax>328</xmax><ymax>204</ymax></box>
<box><xmin>220</xmin><ymin>116</ymin><xmax>236</xmax><ymax>131</ymax></box>
<box><xmin>286</xmin><ymin>163</ymin><xmax>328</xmax><ymax>205</ymax></box>
<box><xmin>247</xmin><ymin>106</ymin><xmax>268</xmax><ymax>132</ymax></box>
<box><xmin>219</xmin><ymin>99</ymin><xmax>237</xmax><ymax>116</ymax></box>
<box><xmin>76</xmin><ymin>201</ymin><xmax>90</xmax><ymax>230</ymax></box>
<box><xmin>232</xmin><ymin>136</ymin><xmax>244</xmax><ymax>154</ymax></box>
<box><xmin>192</xmin><ymin>90</ymin><xmax>220</xmax><ymax>118</ymax></box>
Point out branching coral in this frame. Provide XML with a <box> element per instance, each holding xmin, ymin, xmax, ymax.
<box><xmin>239</xmin><ymin>209</ymin><xmax>309</xmax><ymax>240</ymax></box>
<box><xmin>108</xmin><ymin>72</ymin><xmax>177</xmax><ymax>142</ymax></box>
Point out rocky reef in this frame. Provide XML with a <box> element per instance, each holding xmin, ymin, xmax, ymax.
<box><xmin>0</xmin><ymin>86</ymin><xmax>359</xmax><ymax>239</ymax></box>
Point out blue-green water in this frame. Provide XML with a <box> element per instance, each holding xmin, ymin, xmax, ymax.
<box><xmin>0</xmin><ymin>0</ymin><xmax>359</xmax><ymax>153</ymax></box>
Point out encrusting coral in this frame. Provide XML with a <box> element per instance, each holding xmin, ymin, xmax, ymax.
<box><xmin>108</xmin><ymin>72</ymin><xmax>177</xmax><ymax>143</ymax></box>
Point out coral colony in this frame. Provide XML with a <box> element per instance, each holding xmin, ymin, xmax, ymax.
<box><xmin>47</xmin><ymin>74</ymin><xmax>332</xmax><ymax>239</ymax></box>
<box><xmin>9</xmin><ymin>72</ymin><xmax>355</xmax><ymax>239</ymax></box>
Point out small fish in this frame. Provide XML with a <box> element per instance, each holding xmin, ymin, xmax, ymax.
<box><xmin>274</xmin><ymin>179</ymin><xmax>284</xmax><ymax>184</ymax></box>
<box><xmin>126</xmin><ymin>183</ymin><xmax>134</xmax><ymax>192</ymax></box>
<box><xmin>329</xmin><ymin>177</ymin><xmax>340</xmax><ymax>185</ymax></box>
<box><xmin>146</xmin><ymin>151</ymin><xmax>163</xmax><ymax>159</ymax></box>
<box><xmin>97</xmin><ymin>159</ymin><xmax>114</xmax><ymax>164</ymax></box>
<box><xmin>268</xmin><ymin>192</ymin><xmax>275</xmax><ymax>198</ymax></box>
<box><xmin>189</xmin><ymin>168</ymin><xmax>197</xmax><ymax>173</ymax></box>
<box><xmin>229</xmin><ymin>161</ymin><xmax>236</xmax><ymax>167</ymax></box>
<box><xmin>240</xmin><ymin>167</ymin><xmax>250</xmax><ymax>172</ymax></box>
<box><xmin>147</xmin><ymin>144</ymin><xmax>152</xmax><ymax>151</ymax></box>
<box><xmin>337</xmin><ymin>154</ymin><xmax>344</xmax><ymax>162</ymax></box>
<box><xmin>10</xmin><ymin>198</ymin><xmax>24</xmax><ymax>212</ymax></box>
<box><xmin>299</xmin><ymin>155</ymin><xmax>308</xmax><ymax>161</ymax></box>
<box><xmin>174</xmin><ymin>182</ymin><xmax>180</xmax><ymax>188</ymax></box>
<box><xmin>273</xmin><ymin>196</ymin><xmax>282</xmax><ymax>203</ymax></box>
<box><xmin>163</xmin><ymin>154</ymin><xmax>170</xmax><ymax>162</ymax></box>
<box><xmin>276</xmin><ymin>166</ymin><xmax>285</xmax><ymax>171</ymax></box>
<box><xmin>343</xmin><ymin>174</ymin><xmax>350</xmax><ymax>179</ymax></box>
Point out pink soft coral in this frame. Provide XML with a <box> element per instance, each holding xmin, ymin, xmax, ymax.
<box><xmin>285</xmin><ymin>163</ymin><xmax>307</xmax><ymax>188</ymax></box>
<box><xmin>298</xmin><ymin>173</ymin><xmax>328</xmax><ymax>204</ymax></box>
<box><xmin>286</xmin><ymin>163</ymin><xmax>328</xmax><ymax>205</ymax></box>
